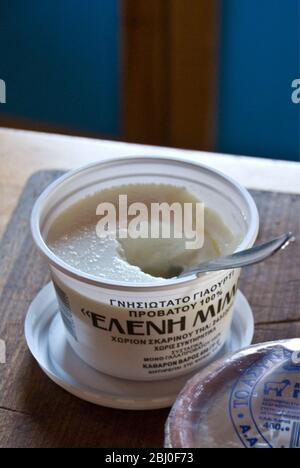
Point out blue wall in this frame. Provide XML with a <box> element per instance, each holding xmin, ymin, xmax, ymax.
<box><xmin>0</xmin><ymin>0</ymin><xmax>120</xmax><ymax>136</ymax></box>
<box><xmin>218</xmin><ymin>0</ymin><xmax>299</xmax><ymax>161</ymax></box>
<box><xmin>1</xmin><ymin>1</ymin><xmax>298</xmax><ymax>160</ymax></box>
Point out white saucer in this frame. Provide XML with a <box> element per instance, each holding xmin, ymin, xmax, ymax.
<box><xmin>25</xmin><ymin>283</ymin><xmax>254</xmax><ymax>410</ymax></box>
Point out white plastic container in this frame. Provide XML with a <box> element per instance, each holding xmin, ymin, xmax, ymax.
<box><xmin>31</xmin><ymin>157</ymin><xmax>259</xmax><ymax>381</ymax></box>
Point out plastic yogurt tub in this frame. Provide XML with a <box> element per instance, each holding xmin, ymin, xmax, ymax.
<box><xmin>31</xmin><ymin>156</ymin><xmax>259</xmax><ymax>381</ymax></box>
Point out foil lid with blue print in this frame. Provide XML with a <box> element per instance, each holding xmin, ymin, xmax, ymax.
<box><xmin>165</xmin><ymin>339</ymin><xmax>300</xmax><ymax>448</ymax></box>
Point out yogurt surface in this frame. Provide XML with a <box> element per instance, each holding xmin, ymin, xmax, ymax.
<box><xmin>47</xmin><ymin>184</ymin><xmax>238</xmax><ymax>284</ymax></box>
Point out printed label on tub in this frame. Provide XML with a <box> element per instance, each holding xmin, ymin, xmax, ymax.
<box><xmin>230</xmin><ymin>347</ymin><xmax>300</xmax><ymax>449</ymax></box>
<box><xmin>52</xmin><ymin>269</ymin><xmax>240</xmax><ymax>380</ymax></box>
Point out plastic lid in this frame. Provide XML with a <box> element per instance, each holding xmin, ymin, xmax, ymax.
<box><xmin>165</xmin><ymin>339</ymin><xmax>300</xmax><ymax>448</ymax></box>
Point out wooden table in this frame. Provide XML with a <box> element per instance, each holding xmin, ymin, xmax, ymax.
<box><xmin>0</xmin><ymin>128</ymin><xmax>299</xmax><ymax>448</ymax></box>
<box><xmin>1</xmin><ymin>128</ymin><xmax>299</xmax><ymax>240</ymax></box>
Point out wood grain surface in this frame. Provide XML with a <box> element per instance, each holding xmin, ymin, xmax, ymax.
<box><xmin>1</xmin><ymin>128</ymin><xmax>299</xmax><ymax>242</ymax></box>
<box><xmin>0</xmin><ymin>171</ymin><xmax>299</xmax><ymax>448</ymax></box>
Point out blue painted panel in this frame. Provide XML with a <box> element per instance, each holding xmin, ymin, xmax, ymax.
<box><xmin>0</xmin><ymin>0</ymin><xmax>120</xmax><ymax>136</ymax></box>
<box><xmin>218</xmin><ymin>0</ymin><xmax>299</xmax><ymax>161</ymax></box>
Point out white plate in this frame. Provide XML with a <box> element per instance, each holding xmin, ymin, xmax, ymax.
<box><xmin>25</xmin><ymin>283</ymin><xmax>254</xmax><ymax>410</ymax></box>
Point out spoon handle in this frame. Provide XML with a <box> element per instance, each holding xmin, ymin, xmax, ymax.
<box><xmin>182</xmin><ymin>232</ymin><xmax>295</xmax><ymax>278</ymax></box>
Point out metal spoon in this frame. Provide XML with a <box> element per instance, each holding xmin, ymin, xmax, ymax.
<box><xmin>172</xmin><ymin>232</ymin><xmax>295</xmax><ymax>279</ymax></box>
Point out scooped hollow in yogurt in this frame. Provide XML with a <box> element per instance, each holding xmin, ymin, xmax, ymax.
<box><xmin>47</xmin><ymin>184</ymin><xmax>239</xmax><ymax>284</ymax></box>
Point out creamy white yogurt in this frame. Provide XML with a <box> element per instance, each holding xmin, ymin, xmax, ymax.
<box><xmin>47</xmin><ymin>184</ymin><xmax>238</xmax><ymax>284</ymax></box>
